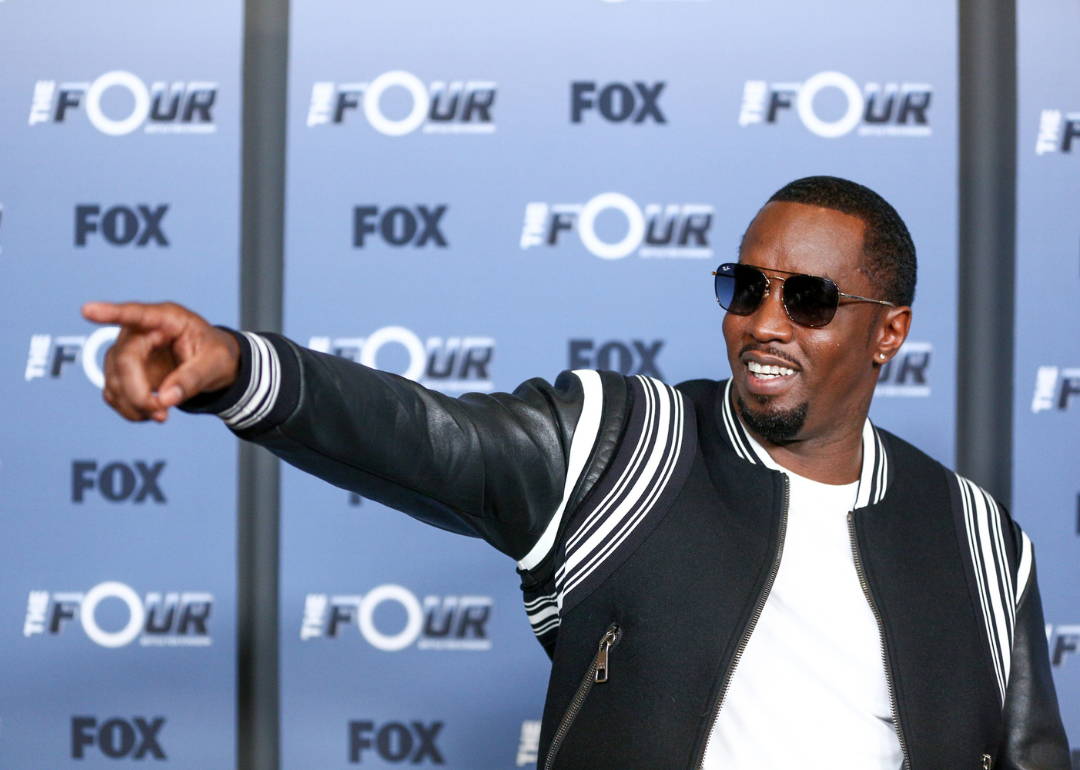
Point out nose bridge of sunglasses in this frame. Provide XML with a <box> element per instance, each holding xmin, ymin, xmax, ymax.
<box><xmin>740</xmin><ymin>269</ymin><xmax>788</xmax><ymax>317</ymax></box>
<box><xmin>751</xmin><ymin>269</ymin><xmax>787</xmax><ymax>301</ymax></box>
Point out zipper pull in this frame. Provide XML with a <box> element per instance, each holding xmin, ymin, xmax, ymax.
<box><xmin>981</xmin><ymin>754</ymin><xmax>992</xmax><ymax>770</ymax></box>
<box><xmin>595</xmin><ymin>625</ymin><xmax>619</xmax><ymax>683</ymax></box>
<box><xmin>595</xmin><ymin>646</ymin><xmax>610</xmax><ymax>683</ymax></box>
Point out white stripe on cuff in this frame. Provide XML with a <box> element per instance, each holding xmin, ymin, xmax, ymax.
<box><xmin>221</xmin><ymin>332</ymin><xmax>282</xmax><ymax>431</ymax></box>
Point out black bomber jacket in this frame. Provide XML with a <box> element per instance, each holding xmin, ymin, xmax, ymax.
<box><xmin>183</xmin><ymin>330</ymin><xmax>1070</xmax><ymax>770</ymax></box>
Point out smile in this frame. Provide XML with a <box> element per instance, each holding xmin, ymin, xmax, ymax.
<box><xmin>747</xmin><ymin>361</ymin><xmax>796</xmax><ymax>380</ymax></box>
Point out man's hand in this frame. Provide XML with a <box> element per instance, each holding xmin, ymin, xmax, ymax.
<box><xmin>81</xmin><ymin>301</ymin><xmax>240</xmax><ymax>423</ymax></box>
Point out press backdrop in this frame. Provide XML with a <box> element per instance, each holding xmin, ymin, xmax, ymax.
<box><xmin>0</xmin><ymin>1</ymin><xmax>243</xmax><ymax>767</ymax></box>
<box><xmin>1015</xmin><ymin>0</ymin><xmax>1080</xmax><ymax>751</ymax></box>
<box><xmin>280</xmin><ymin>1</ymin><xmax>959</xmax><ymax>767</ymax></box>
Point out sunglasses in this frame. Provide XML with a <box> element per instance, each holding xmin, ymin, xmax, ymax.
<box><xmin>713</xmin><ymin>263</ymin><xmax>896</xmax><ymax>328</ymax></box>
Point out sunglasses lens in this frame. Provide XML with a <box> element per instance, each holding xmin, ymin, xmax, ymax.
<box><xmin>715</xmin><ymin>263</ymin><xmax>767</xmax><ymax>315</ymax></box>
<box><xmin>783</xmin><ymin>274</ymin><xmax>839</xmax><ymax>327</ymax></box>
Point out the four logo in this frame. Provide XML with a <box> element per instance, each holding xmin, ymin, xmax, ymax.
<box><xmin>307</xmin><ymin>72</ymin><xmax>496</xmax><ymax>135</ymax></box>
<box><xmin>520</xmin><ymin>193</ymin><xmax>713</xmax><ymax>259</ymax></box>
<box><xmin>739</xmin><ymin>72</ymin><xmax>933</xmax><ymax>138</ymax></box>
<box><xmin>24</xmin><ymin>582</ymin><xmax>213</xmax><ymax>648</ymax></box>
<box><xmin>30</xmin><ymin>71</ymin><xmax>217</xmax><ymax>136</ymax></box>
<box><xmin>301</xmin><ymin>585</ymin><xmax>492</xmax><ymax>652</ymax></box>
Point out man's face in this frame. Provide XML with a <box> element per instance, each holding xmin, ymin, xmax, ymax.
<box><xmin>722</xmin><ymin>201</ymin><xmax>892</xmax><ymax>444</ymax></box>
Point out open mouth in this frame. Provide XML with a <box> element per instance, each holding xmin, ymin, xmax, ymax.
<box><xmin>747</xmin><ymin>360</ymin><xmax>796</xmax><ymax>380</ymax></box>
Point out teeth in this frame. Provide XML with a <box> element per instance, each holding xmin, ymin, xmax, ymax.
<box><xmin>747</xmin><ymin>361</ymin><xmax>795</xmax><ymax>378</ymax></box>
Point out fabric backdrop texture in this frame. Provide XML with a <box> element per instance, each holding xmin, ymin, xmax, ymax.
<box><xmin>0</xmin><ymin>1</ymin><xmax>243</xmax><ymax>766</ymax></box>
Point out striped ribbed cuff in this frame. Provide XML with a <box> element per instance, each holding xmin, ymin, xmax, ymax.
<box><xmin>219</xmin><ymin>332</ymin><xmax>282</xmax><ymax>431</ymax></box>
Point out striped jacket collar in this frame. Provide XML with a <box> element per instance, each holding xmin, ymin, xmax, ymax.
<box><xmin>718</xmin><ymin>378</ymin><xmax>892</xmax><ymax>509</ymax></box>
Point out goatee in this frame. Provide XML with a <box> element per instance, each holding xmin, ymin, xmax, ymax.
<box><xmin>737</xmin><ymin>395</ymin><xmax>809</xmax><ymax>444</ymax></box>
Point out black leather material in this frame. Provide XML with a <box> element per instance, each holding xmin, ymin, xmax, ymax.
<box><xmin>251</xmin><ymin>338</ymin><xmax>628</xmax><ymax>561</ymax></box>
<box><xmin>999</xmin><ymin>561</ymin><xmax>1071</xmax><ymax>770</ymax></box>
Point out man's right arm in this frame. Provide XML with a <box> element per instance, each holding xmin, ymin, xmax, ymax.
<box><xmin>188</xmin><ymin>330</ymin><xmax>619</xmax><ymax>559</ymax></box>
<box><xmin>82</xmin><ymin>301</ymin><xmax>627</xmax><ymax>563</ymax></box>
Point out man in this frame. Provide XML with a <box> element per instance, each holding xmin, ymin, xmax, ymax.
<box><xmin>84</xmin><ymin>177</ymin><xmax>1068</xmax><ymax>769</ymax></box>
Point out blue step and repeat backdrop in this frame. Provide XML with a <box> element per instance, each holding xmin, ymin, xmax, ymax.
<box><xmin>1015</xmin><ymin>0</ymin><xmax>1080</xmax><ymax>752</ymax></box>
<box><xmin>281</xmin><ymin>1</ymin><xmax>958</xmax><ymax>767</ymax></box>
<box><xmin>0</xmin><ymin>1</ymin><xmax>242</xmax><ymax>767</ymax></box>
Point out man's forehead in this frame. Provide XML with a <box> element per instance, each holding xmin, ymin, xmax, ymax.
<box><xmin>739</xmin><ymin>201</ymin><xmax>867</xmax><ymax>279</ymax></box>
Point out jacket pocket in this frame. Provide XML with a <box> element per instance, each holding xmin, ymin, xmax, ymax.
<box><xmin>542</xmin><ymin>623</ymin><xmax>621</xmax><ymax>770</ymax></box>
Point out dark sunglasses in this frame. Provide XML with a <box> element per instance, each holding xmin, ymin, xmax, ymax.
<box><xmin>713</xmin><ymin>263</ymin><xmax>896</xmax><ymax>328</ymax></box>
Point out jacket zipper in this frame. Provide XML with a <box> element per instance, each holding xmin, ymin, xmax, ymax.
<box><xmin>542</xmin><ymin>623</ymin><xmax>621</xmax><ymax>770</ymax></box>
<box><xmin>847</xmin><ymin>511</ymin><xmax>911</xmax><ymax>769</ymax></box>
<box><xmin>695</xmin><ymin>475</ymin><xmax>790</xmax><ymax>768</ymax></box>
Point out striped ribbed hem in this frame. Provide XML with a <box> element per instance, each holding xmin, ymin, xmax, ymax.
<box><xmin>522</xmin><ymin>583</ymin><xmax>560</xmax><ymax>655</ymax></box>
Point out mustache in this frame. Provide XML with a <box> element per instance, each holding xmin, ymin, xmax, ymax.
<box><xmin>738</xmin><ymin>344</ymin><xmax>802</xmax><ymax>369</ymax></box>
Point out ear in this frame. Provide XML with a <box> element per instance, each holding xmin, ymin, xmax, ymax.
<box><xmin>873</xmin><ymin>305</ymin><xmax>911</xmax><ymax>365</ymax></box>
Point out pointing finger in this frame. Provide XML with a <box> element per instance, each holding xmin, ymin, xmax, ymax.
<box><xmin>82</xmin><ymin>301</ymin><xmax>183</xmax><ymax>334</ymax></box>
<box><xmin>82</xmin><ymin>301</ymin><xmax>153</xmax><ymax>328</ymax></box>
<box><xmin>82</xmin><ymin>301</ymin><xmax>126</xmax><ymax>324</ymax></box>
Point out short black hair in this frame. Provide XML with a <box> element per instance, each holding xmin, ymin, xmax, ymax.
<box><xmin>767</xmin><ymin>176</ymin><xmax>916</xmax><ymax>307</ymax></box>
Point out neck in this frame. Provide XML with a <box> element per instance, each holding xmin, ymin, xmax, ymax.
<box><xmin>744</xmin><ymin>414</ymin><xmax>865</xmax><ymax>485</ymax></box>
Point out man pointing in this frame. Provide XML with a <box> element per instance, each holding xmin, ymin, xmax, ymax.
<box><xmin>84</xmin><ymin>177</ymin><xmax>1068</xmax><ymax>770</ymax></box>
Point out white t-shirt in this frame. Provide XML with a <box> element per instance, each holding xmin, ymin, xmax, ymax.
<box><xmin>702</xmin><ymin>432</ymin><xmax>904</xmax><ymax>770</ymax></box>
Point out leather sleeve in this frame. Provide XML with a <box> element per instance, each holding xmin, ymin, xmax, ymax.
<box><xmin>999</xmin><ymin>556</ymin><xmax>1071</xmax><ymax>770</ymax></box>
<box><xmin>184</xmin><ymin>331</ymin><xmax>628</xmax><ymax>561</ymax></box>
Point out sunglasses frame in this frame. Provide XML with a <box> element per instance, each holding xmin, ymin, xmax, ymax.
<box><xmin>712</xmin><ymin>263</ymin><xmax>897</xmax><ymax>328</ymax></box>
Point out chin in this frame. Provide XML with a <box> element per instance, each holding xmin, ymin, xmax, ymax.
<box><xmin>736</xmin><ymin>394</ymin><xmax>809</xmax><ymax>444</ymax></box>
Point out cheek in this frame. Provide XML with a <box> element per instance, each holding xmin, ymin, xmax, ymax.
<box><xmin>722</xmin><ymin>313</ymin><xmax>741</xmax><ymax>356</ymax></box>
<box><xmin>722</xmin><ymin>311</ymin><xmax>747</xmax><ymax>340</ymax></box>
<box><xmin>803</xmin><ymin>335</ymin><xmax>865</xmax><ymax>383</ymax></box>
